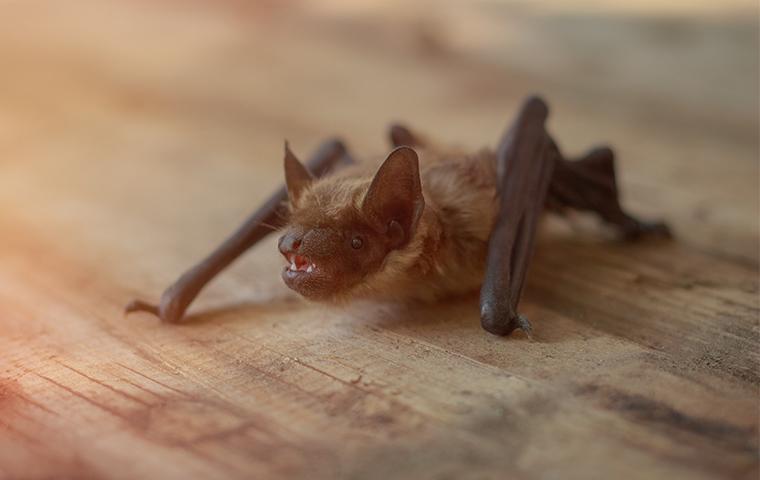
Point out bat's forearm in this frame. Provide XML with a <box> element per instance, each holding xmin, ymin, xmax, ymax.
<box><xmin>480</xmin><ymin>97</ymin><xmax>553</xmax><ymax>336</ymax></box>
<box><xmin>126</xmin><ymin>138</ymin><xmax>352</xmax><ymax>323</ymax></box>
<box><xmin>125</xmin><ymin>187</ymin><xmax>289</xmax><ymax>322</ymax></box>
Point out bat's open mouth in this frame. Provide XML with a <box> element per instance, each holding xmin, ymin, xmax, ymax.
<box><xmin>282</xmin><ymin>251</ymin><xmax>330</xmax><ymax>298</ymax></box>
<box><xmin>284</xmin><ymin>253</ymin><xmax>316</xmax><ymax>275</ymax></box>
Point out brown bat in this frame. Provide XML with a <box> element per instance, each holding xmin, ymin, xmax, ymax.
<box><xmin>126</xmin><ymin>96</ymin><xmax>670</xmax><ymax>335</ymax></box>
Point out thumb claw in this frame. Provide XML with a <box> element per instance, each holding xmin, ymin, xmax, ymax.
<box><xmin>125</xmin><ymin>299</ymin><xmax>160</xmax><ymax>317</ymax></box>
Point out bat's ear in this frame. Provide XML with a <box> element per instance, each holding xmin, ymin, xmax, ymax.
<box><xmin>362</xmin><ymin>146</ymin><xmax>425</xmax><ymax>248</ymax></box>
<box><xmin>284</xmin><ymin>141</ymin><xmax>313</xmax><ymax>204</ymax></box>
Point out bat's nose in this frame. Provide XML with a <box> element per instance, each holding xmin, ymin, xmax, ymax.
<box><xmin>278</xmin><ymin>233</ymin><xmax>302</xmax><ymax>256</ymax></box>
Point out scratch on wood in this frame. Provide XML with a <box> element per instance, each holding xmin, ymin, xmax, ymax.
<box><xmin>255</xmin><ymin>342</ymin><xmax>380</xmax><ymax>396</ymax></box>
<box><xmin>115</xmin><ymin>362</ymin><xmax>189</xmax><ymax>397</ymax></box>
<box><xmin>227</xmin><ymin>333</ymin><xmax>381</xmax><ymax>401</ymax></box>
<box><xmin>56</xmin><ymin>361</ymin><xmax>152</xmax><ymax>407</ymax></box>
<box><xmin>15</xmin><ymin>392</ymin><xmax>57</xmax><ymax>416</ymax></box>
<box><xmin>34</xmin><ymin>372</ymin><xmax>133</xmax><ymax>423</ymax></box>
<box><xmin>119</xmin><ymin>378</ymin><xmax>165</xmax><ymax>400</ymax></box>
<box><xmin>1</xmin><ymin>379</ymin><xmax>57</xmax><ymax>417</ymax></box>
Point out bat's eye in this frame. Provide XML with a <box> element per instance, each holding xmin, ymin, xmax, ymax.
<box><xmin>351</xmin><ymin>236</ymin><xmax>363</xmax><ymax>250</ymax></box>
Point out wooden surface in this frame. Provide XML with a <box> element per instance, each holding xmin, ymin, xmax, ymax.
<box><xmin>1</xmin><ymin>1</ymin><xmax>758</xmax><ymax>479</ymax></box>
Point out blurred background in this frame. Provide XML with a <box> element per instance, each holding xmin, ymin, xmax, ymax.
<box><xmin>0</xmin><ymin>0</ymin><xmax>757</xmax><ymax>270</ymax></box>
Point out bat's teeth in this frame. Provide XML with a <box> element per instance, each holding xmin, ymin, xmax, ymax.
<box><xmin>290</xmin><ymin>261</ymin><xmax>297</xmax><ymax>271</ymax></box>
<box><xmin>306</xmin><ymin>264</ymin><xmax>314</xmax><ymax>273</ymax></box>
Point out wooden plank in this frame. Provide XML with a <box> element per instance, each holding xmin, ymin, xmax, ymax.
<box><xmin>0</xmin><ymin>0</ymin><xmax>757</xmax><ymax>479</ymax></box>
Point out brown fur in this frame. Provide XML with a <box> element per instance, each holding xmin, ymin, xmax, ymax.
<box><xmin>279</xmin><ymin>135</ymin><xmax>501</xmax><ymax>304</ymax></box>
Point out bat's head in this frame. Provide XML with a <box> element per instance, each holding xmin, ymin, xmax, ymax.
<box><xmin>278</xmin><ymin>144</ymin><xmax>425</xmax><ymax>301</ymax></box>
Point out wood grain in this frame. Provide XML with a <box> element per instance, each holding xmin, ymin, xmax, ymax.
<box><xmin>0</xmin><ymin>0</ymin><xmax>757</xmax><ymax>479</ymax></box>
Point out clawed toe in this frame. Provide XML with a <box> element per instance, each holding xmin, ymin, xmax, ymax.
<box><xmin>515</xmin><ymin>315</ymin><xmax>533</xmax><ymax>339</ymax></box>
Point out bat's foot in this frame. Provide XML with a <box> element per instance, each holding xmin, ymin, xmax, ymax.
<box><xmin>124</xmin><ymin>293</ymin><xmax>185</xmax><ymax>323</ymax></box>
<box><xmin>480</xmin><ymin>302</ymin><xmax>533</xmax><ymax>338</ymax></box>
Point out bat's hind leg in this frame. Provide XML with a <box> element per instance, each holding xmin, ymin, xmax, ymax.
<box><xmin>548</xmin><ymin>146</ymin><xmax>671</xmax><ymax>239</ymax></box>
